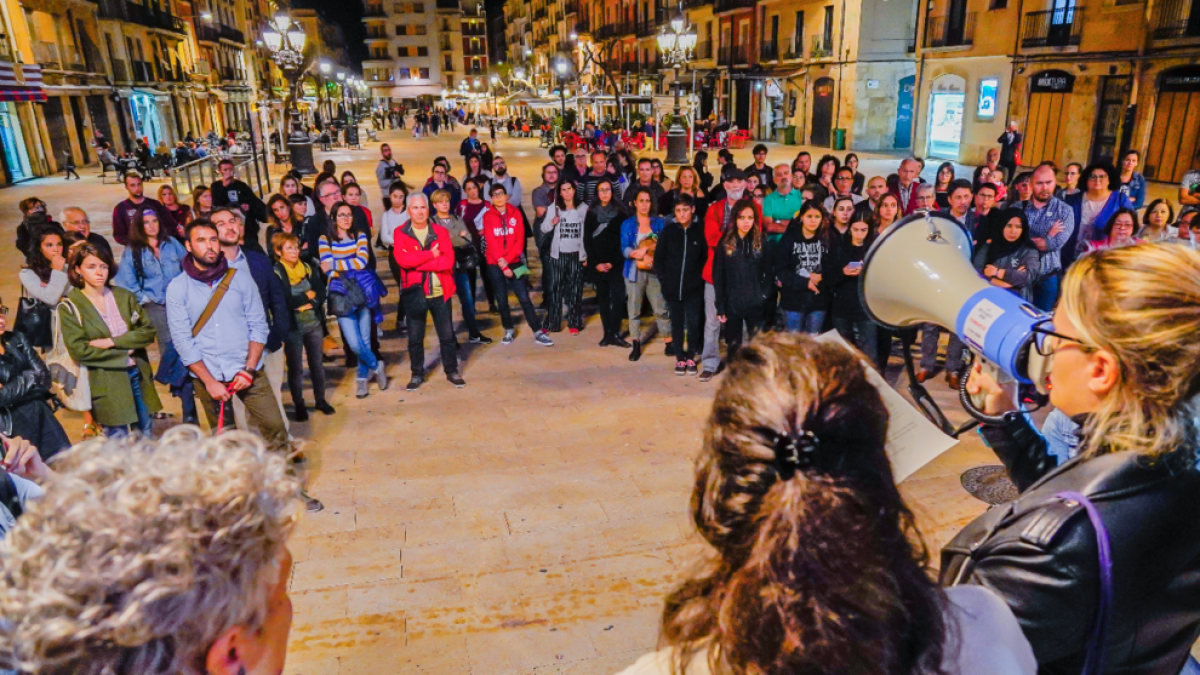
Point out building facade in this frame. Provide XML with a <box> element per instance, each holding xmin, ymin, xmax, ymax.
<box><xmin>0</xmin><ymin>0</ymin><xmax>287</xmax><ymax>182</ymax></box>
<box><xmin>914</xmin><ymin>0</ymin><xmax>1200</xmax><ymax>179</ymax></box>
<box><xmin>364</xmin><ymin>0</ymin><xmax>489</xmax><ymax>108</ymax></box>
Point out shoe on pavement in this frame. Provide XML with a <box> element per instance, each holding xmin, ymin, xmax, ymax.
<box><xmin>534</xmin><ymin>330</ymin><xmax>554</xmax><ymax>347</ymax></box>
<box><xmin>569</xmin><ymin>327</ymin><xmax>580</xmax><ymax>335</ymax></box>
<box><xmin>629</xmin><ymin>340</ymin><xmax>642</xmax><ymax>362</ymax></box>
<box><xmin>355</xmin><ymin>378</ymin><xmax>369</xmax><ymax>398</ymax></box>
<box><xmin>447</xmin><ymin>372</ymin><xmax>467</xmax><ymax>388</ymax></box>
<box><xmin>947</xmin><ymin>372</ymin><xmax>962</xmax><ymax>390</ymax></box>
<box><xmin>698</xmin><ymin>370</ymin><xmax>715</xmax><ymax>382</ymax></box>
<box><xmin>599</xmin><ymin>334</ymin><xmax>612</xmax><ymax>347</ymax></box>
<box><xmin>611</xmin><ymin>335</ymin><xmax>632</xmax><ymax>348</ymax></box>
<box><xmin>674</xmin><ymin>360</ymin><xmax>687</xmax><ymax>376</ymax></box>
<box><xmin>665</xmin><ymin>342</ymin><xmax>676</xmax><ymax>358</ymax></box>
<box><xmin>915</xmin><ymin>369</ymin><xmax>933</xmax><ymax>384</ymax></box>
<box><xmin>302</xmin><ymin>491</ymin><xmax>324</xmax><ymax>512</ymax></box>
<box><xmin>686</xmin><ymin>360</ymin><xmax>698</xmax><ymax>376</ymax></box>
<box><xmin>469</xmin><ymin>334</ymin><xmax>494</xmax><ymax>345</ymax></box>
<box><xmin>502</xmin><ymin>330</ymin><xmax>516</xmax><ymax>345</ymax></box>
<box><xmin>406</xmin><ymin>375</ymin><xmax>425</xmax><ymax>392</ymax></box>
<box><xmin>314</xmin><ymin>400</ymin><xmax>336</xmax><ymax>415</ymax></box>
<box><xmin>374</xmin><ymin>361</ymin><xmax>389</xmax><ymax>390</ymax></box>
<box><xmin>293</xmin><ymin>405</ymin><xmax>309</xmax><ymax>422</ymax></box>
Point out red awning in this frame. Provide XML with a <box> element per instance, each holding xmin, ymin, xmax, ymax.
<box><xmin>0</xmin><ymin>62</ymin><xmax>45</xmax><ymax>102</ymax></box>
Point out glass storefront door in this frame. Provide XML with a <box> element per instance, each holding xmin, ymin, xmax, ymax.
<box><xmin>0</xmin><ymin>103</ymin><xmax>33</xmax><ymax>182</ymax></box>
<box><xmin>928</xmin><ymin>92</ymin><xmax>965</xmax><ymax>160</ymax></box>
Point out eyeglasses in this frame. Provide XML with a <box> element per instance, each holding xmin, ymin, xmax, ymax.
<box><xmin>1031</xmin><ymin>318</ymin><xmax>1095</xmax><ymax>358</ymax></box>
<box><xmin>336</xmin><ymin>212</ymin><xmax>354</xmax><ymax>219</ymax></box>
<box><xmin>0</xmin><ymin>306</ymin><xmax>8</xmax><ymax>316</ymax></box>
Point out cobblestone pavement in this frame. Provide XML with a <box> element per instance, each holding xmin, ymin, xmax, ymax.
<box><xmin>0</xmin><ymin>130</ymin><xmax>1020</xmax><ymax>675</ymax></box>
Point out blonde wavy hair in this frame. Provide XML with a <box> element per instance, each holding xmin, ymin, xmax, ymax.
<box><xmin>0</xmin><ymin>427</ymin><xmax>301</xmax><ymax>675</ymax></box>
<box><xmin>1062</xmin><ymin>242</ymin><xmax>1200</xmax><ymax>461</ymax></box>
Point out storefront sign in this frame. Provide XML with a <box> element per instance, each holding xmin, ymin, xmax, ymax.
<box><xmin>1031</xmin><ymin>70</ymin><xmax>1074</xmax><ymax>93</ymax></box>
<box><xmin>977</xmin><ymin>77</ymin><xmax>999</xmax><ymax>118</ymax></box>
<box><xmin>1160</xmin><ymin>66</ymin><xmax>1200</xmax><ymax>93</ymax></box>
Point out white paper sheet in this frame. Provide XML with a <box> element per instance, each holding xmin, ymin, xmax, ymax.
<box><xmin>816</xmin><ymin>331</ymin><xmax>959</xmax><ymax>481</ymax></box>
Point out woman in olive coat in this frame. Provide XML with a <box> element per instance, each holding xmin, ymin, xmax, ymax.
<box><xmin>59</xmin><ymin>241</ymin><xmax>161</xmax><ymax>437</ymax></box>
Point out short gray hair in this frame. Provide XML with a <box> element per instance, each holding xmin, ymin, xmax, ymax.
<box><xmin>58</xmin><ymin>206</ymin><xmax>87</xmax><ymax>223</ymax></box>
<box><xmin>406</xmin><ymin>192</ymin><xmax>430</xmax><ymax>211</ymax></box>
<box><xmin>0</xmin><ymin>428</ymin><xmax>301</xmax><ymax>675</ymax></box>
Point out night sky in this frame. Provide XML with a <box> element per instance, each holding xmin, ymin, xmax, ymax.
<box><xmin>291</xmin><ymin>0</ymin><xmax>368</xmax><ymax>69</ymax></box>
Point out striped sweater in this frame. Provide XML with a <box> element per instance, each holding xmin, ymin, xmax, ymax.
<box><xmin>318</xmin><ymin>233</ymin><xmax>370</xmax><ymax>275</ymax></box>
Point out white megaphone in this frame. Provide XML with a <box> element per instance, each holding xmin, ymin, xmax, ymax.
<box><xmin>860</xmin><ymin>212</ymin><xmax>1052</xmax><ymax>417</ymax></box>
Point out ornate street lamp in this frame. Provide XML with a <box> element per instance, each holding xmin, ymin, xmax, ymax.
<box><xmin>554</xmin><ymin>57</ymin><xmax>570</xmax><ymax>126</ymax></box>
<box><xmin>263</xmin><ymin>13</ymin><xmax>316</xmax><ymax>174</ymax></box>
<box><xmin>656</xmin><ymin>5</ymin><xmax>697</xmax><ymax>165</ymax></box>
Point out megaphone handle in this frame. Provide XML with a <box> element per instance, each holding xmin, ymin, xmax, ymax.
<box><xmin>960</xmin><ymin>353</ymin><xmax>1022</xmax><ymax>426</ymax></box>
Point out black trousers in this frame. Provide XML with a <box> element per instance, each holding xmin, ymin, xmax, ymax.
<box><xmin>406</xmin><ymin>294</ymin><xmax>459</xmax><ymax>377</ymax></box>
<box><xmin>284</xmin><ymin>324</ymin><xmax>327</xmax><ymax>408</ymax></box>
<box><xmin>592</xmin><ymin>269</ymin><xmax>626</xmax><ymax>337</ymax></box>
<box><xmin>486</xmin><ymin>265</ymin><xmax>541</xmax><ymax>332</ymax></box>
<box><xmin>667</xmin><ymin>294</ymin><xmax>705</xmax><ymax>360</ymax></box>
<box><xmin>724</xmin><ymin>308</ymin><xmax>764</xmax><ymax>358</ymax></box>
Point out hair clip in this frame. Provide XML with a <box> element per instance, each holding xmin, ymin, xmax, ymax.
<box><xmin>772</xmin><ymin>429</ymin><xmax>821</xmax><ymax>480</ymax></box>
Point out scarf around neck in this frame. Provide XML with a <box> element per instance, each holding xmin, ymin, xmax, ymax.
<box><xmin>184</xmin><ymin>251</ymin><xmax>229</xmax><ymax>284</ymax></box>
<box><xmin>281</xmin><ymin>258</ymin><xmax>307</xmax><ymax>285</ymax></box>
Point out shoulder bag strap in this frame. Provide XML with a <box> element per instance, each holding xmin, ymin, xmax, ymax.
<box><xmin>1055</xmin><ymin>491</ymin><xmax>1114</xmax><ymax>675</ymax></box>
<box><xmin>191</xmin><ymin>269</ymin><xmax>237</xmax><ymax>338</ymax></box>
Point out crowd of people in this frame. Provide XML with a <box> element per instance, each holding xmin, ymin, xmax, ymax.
<box><xmin>2</xmin><ymin>115</ymin><xmax>1200</xmax><ymax>675</ymax></box>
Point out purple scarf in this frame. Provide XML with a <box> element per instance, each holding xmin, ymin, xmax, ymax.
<box><xmin>183</xmin><ymin>252</ymin><xmax>229</xmax><ymax>284</ymax></box>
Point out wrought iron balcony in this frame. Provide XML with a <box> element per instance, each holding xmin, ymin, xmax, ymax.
<box><xmin>693</xmin><ymin>41</ymin><xmax>713</xmax><ymax>59</ymax></box>
<box><xmin>364</xmin><ymin>4</ymin><xmax>387</xmax><ymax>17</ymax></box>
<box><xmin>924</xmin><ymin>12</ymin><xmax>976</xmax><ymax>48</ymax></box>
<box><xmin>760</xmin><ymin>40</ymin><xmax>778</xmax><ymax>60</ymax></box>
<box><xmin>1021</xmin><ymin>6</ymin><xmax>1083</xmax><ymax>48</ymax></box>
<box><xmin>97</xmin><ymin>0</ymin><xmax>187</xmax><ymax>34</ymax></box>
<box><xmin>1153</xmin><ymin>0</ymin><xmax>1200</xmax><ymax>39</ymax></box>
<box><xmin>111</xmin><ymin>59</ymin><xmax>131</xmax><ymax>82</ymax></box>
<box><xmin>718</xmin><ymin>43</ymin><xmax>752</xmax><ymax>65</ymax></box>
<box><xmin>810</xmin><ymin>34</ymin><xmax>832</xmax><ymax>58</ymax></box>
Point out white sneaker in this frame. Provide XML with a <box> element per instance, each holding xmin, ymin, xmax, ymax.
<box><xmin>501</xmin><ymin>330</ymin><xmax>516</xmax><ymax>345</ymax></box>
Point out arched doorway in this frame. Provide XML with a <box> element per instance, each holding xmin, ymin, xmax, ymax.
<box><xmin>811</xmin><ymin>77</ymin><xmax>834</xmax><ymax>147</ymax></box>
<box><xmin>1145</xmin><ymin>66</ymin><xmax>1200</xmax><ymax>184</ymax></box>
<box><xmin>927</xmin><ymin>74</ymin><xmax>965</xmax><ymax>159</ymax></box>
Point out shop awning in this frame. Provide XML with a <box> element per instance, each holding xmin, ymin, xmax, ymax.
<box><xmin>0</xmin><ymin>61</ymin><xmax>45</xmax><ymax>102</ymax></box>
<box><xmin>133</xmin><ymin>87</ymin><xmax>171</xmax><ymax>99</ymax></box>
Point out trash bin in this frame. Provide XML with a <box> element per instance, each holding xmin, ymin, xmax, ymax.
<box><xmin>833</xmin><ymin>128</ymin><xmax>846</xmax><ymax>151</ymax></box>
<box><xmin>784</xmin><ymin>125</ymin><xmax>797</xmax><ymax>145</ymax></box>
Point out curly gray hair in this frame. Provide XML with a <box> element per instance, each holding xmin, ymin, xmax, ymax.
<box><xmin>0</xmin><ymin>427</ymin><xmax>301</xmax><ymax>675</ymax></box>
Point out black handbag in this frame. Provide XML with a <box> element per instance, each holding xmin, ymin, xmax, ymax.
<box><xmin>14</xmin><ymin>290</ymin><xmax>53</xmax><ymax>349</ymax></box>
<box><xmin>327</xmin><ymin>275</ymin><xmax>366</xmax><ymax>318</ymax></box>
<box><xmin>454</xmin><ymin>243</ymin><xmax>480</xmax><ymax>274</ymax></box>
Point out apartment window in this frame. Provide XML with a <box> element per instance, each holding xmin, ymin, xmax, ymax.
<box><xmin>445</xmin><ymin>57</ymin><xmax>453</xmax><ymax>70</ymax></box>
<box><xmin>415</xmin><ymin>25</ymin><xmax>427</xmax><ymax>34</ymax></box>
<box><xmin>822</xmin><ymin>6</ymin><xmax>833</xmax><ymax>49</ymax></box>
<box><xmin>989</xmin><ymin>0</ymin><xmax>1007</xmax><ymax>8</ymax></box>
<box><xmin>793</xmin><ymin>10</ymin><xmax>804</xmax><ymax>48</ymax></box>
<box><xmin>472</xmin><ymin>57</ymin><xmax>480</xmax><ymax>71</ymax></box>
<box><xmin>417</xmin><ymin>46</ymin><xmax>428</xmax><ymax>56</ymax></box>
<box><xmin>416</xmin><ymin>67</ymin><xmax>427</xmax><ymax>78</ymax></box>
<box><xmin>396</xmin><ymin>24</ymin><xmax>407</xmax><ymax>35</ymax></box>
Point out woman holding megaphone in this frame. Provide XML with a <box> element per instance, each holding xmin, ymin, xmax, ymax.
<box><xmin>950</xmin><ymin>242</ymin><xmax>1200</xmax><ymax>675</ymax></box>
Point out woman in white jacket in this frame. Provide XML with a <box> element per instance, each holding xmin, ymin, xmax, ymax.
<box><xmin>614</xmin><ymin>334</ymin><xmax>1036</xmax><ymax>675</ymax></box>
<box><xmin>540</xmin><ymin>180</ymin><xmax>588</xmax><ymax>334</ymax></box>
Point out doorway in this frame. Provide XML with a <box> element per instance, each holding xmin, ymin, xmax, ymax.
<box><xmin>927</xmin><ymin>75</ymin><xmax>965</xmax><ymax>159</ymax></box>
<box><xmin>1090</xmin><ymin>76</ymin><xmax>1129</xmax><ymax>165</ymax></box>
<box><xmin>895</xmin><ymin>75</ymin><xmax>915</xmax><ymax>149</ymax></box>
<box><xmin>811</xmin><ymin>77</ymin><xmax>834</xmax><ymax>147</ymax></box>
<box><xmin>1145</xmin><ymin>66</ymin><xmax>1200</xmax><ymax>184</ymax></box>
<box><xmin>69</xmin><ymin>97</ymin><xmax>89</xmax><ymax>164</ymax></box>
<box><xmin>43</xmin><ymin>97</ymin><xmax>72</xmax><ymax>172</ymax></box>
<box><xmin>0</xmin><ymin>103</ymin><xmax>33</xmax><ymax>182</ymax></box>
<box><xmin>735</xmin><ymin>79</ymin><xmax>751</xmax><ymax>131</ymax></box>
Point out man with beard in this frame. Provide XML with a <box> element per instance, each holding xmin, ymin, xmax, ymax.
<box><xmin>375</xmin><ymin>143</ymin><xmax>403</xmax><ymax>210</ymax></box>
<box><xmin>620</xmin><ymin>158</ymin><xmax>665</xmax><ymax>215</ymax></box>
<box><xmin>485</xmin><ymin>155</ymin><xmax>523</xmax><ymax>208</ymax></box>
<box><xmin>793</xmin><ymin>151</ymin><xmax>817</xmax><ymax>184</ymax></box>
<box><xmin>111</xmin><ymin>173</ymin><xmax>174</xmax><ymax>245</ymax></box>
<box><xmin>1022</xmin><ymin>164</ymin><xmax>1073</xmax><ymax>311</ymax></box>
<box><xmin>209</xmin><ymin>158</ymin><xmax>267</xmax><ymax>253</ymax></box>
<box><xmin>211</xmin><ymin>207</ymin><xmax>291</xmax><ymax>433</ymax></box>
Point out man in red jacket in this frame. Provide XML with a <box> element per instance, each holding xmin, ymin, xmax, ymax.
<box><xmin>481</xmin><ymin>184</ymin><xmax>554</xmax><ymax>347</ymax></box>
<box><xmin>393</xmin><ymin>193</ymin><xmax>465</xmax><ymax>390</ymax></box>
<box><xmin>888</xmin><ymin>157</ymin><xmax>923</xmax><ymax>216</ymax></box>
<box><xmin>698</xmin><ymin>168</ymin><xmax>761</xmax><ymax>382</ymax></box>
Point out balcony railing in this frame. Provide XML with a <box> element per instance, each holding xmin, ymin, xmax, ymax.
<box><xmin>718</xmin><ymin>44</ymin><xmax>752</xmax><ymax>65</ymax></box>
<box><xmin>366</xmin><ymin>28</ymin><xmax>388</xmax><ymax>38</ymax></box>
<box><xmin>714</xmin><ymin>0</ymin><xmax>755</xmax><ymax>12</ymax></box>
<box><xmin>810</xmin><ymin>34</ymin><xmax>832</xmax><ymax>58</ymax></box>
<box><xmin>595</xmin><ymin>22</ymin><xmax>634</xmax><ymax>39</ymax></box>
<box><xmin>111</xmin><ymin>59</ymin><xmax>131</xmax><ymax>82</ymax></box>
<box><xmin>436</xmin><ymin>0</ymin><xmax>460</xmax><ymax>8</ymax></box>
<box><xmin>1153</xmin><ymin>0</ymin><xmax>1200</xmax><ymax>38</ymax></box>
<box><xmin>694</xmin><ymin>41</ymin><xmax>712</xmax><ymax>59</ymax></box>
<box><xmin>133</xmin><ymin>60</ymin><xmax>156</xmax><ymax>81</ymax></box>
<box><xmin>782</xmin><ymin>38</ymin><xmax>803</xmax><ymax>59</ymax></box>
<box><xmin>364</xmin><ymin>4</ymin><xmax>387</xmax><ymax>17</ymax></box>
<box><xmin>97</xmin><ymin>0</ymin><xmax>187</xmax><ymax>34</ymax></box>
<box><xmin>621</xmin><ymin>62</ymin><xmax>639</xmax><ymax>73</ymax></box>
<box><xmin>1021</xmin><ymin>6</ymin><xmax>1083</xmax><ymax>48</ymax></box>
<box><xmin>760</xmin><ymin>40</ymin><xmax>778</xmax><ymax>60</ymax></box>
<box><xmin>924</xmin><ymin>12</ymin><xmax>976</xmax><ymax>47</ymax></box>
<box><xmin>195</xmin><ymin>23</ymin><xmax>219</xmax><ymax>43</ymax></box>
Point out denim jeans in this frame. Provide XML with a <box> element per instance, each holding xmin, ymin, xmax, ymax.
<box><xmin>832</xmin><ymin>316</ymin><xmax>880</xmax><ymax>370</ymax></box>
<box><xmin>338</xmin><ymin>306</ymin><xmax>379</xmax><ymax>379</ymax></box>
<box><xmin>103</xmin><ymin>367</ymin><xmax>154</xmax><ymax>438</ymax></box>
<box><xmin>454</xmin><ymin>269</ymin><xmax>482</xmax><ymax>337</ymax></box>
<box><xmin>1032</xmin><ymin>271</ymin><xmax>1060</xmax><ymax>312</ymax></box>
<box><xmin>1180</xmin><ymin>656</ymin><xmax>1200</xmax><ymax>675</ymax></box>
<box><xmin>784</xmin><ymin>309</ymin><xmax>827</xmax><ymax>334</ymax></box>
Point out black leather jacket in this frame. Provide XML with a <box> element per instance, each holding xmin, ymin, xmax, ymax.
<box><xmin>0</xmin><ymin>332</ymin><xmax>52</xmax><ymax>434</ymax></box>
<box><xmin>941</xmin><ymin>415</ymin><xmax>1200</xmax><ymax>675</ymax></box>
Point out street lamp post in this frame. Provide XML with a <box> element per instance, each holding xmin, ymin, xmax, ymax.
<box><xmin>263</xmin><ymin>12</ymin><xmax>316</xmax><ymax>175</ymax></box>
<box><xmin>555</xmin><ymin>57</ymin><xmax>569</xmax><ymax>131</ymax></box>
<box><xmin>656</xmin><ymin>6</ymin><xmax>697</xmax><ymax>165</ymax></box>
